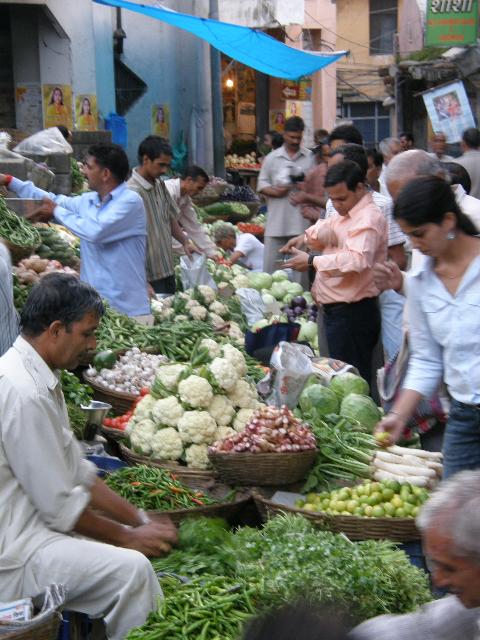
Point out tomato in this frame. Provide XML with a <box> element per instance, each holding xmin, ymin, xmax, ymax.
<box><xmin>140</xmin><ymin>388</ymin><xmax>150</xmax><ymax>396</ymax></box>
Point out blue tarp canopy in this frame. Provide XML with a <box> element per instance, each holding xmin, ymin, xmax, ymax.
<box><xmin>93</xmin><ymin>0</ymin><xmax>346</xmax><ymax>80</ymax></box>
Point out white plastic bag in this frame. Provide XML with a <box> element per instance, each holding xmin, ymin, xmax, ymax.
<box><xmin>14</xmin><ymin>127</ymin><xmax>73</xmax><ymax>155</ymax></box>
<box><xmin>235</xmin><ymin>287</ymin><xmax>265</xmax><ymax>327</ymax></box>
<box><xmin>180</xmin><ymin>253</ymin><xmax>217</xmax><ymax>290</ymax></box>
<box><xmin>265</xmin><ymin>342</ymin><xmax>314</xmax><ymax>409</ymax></box>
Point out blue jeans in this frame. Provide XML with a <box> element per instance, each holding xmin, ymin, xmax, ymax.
<box><xmin>443</xmin><ymin>399</ymin><xmax>480</xmax><ymax>479</ymax></box>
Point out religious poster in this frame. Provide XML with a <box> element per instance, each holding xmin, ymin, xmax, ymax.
<box><xmin>422</xmin><ymin>80</ymin><xmax>475</xmax><ymax>143</ymax></box>
<box><xmin>75</xmin><ymin>94</ymin><xmax>98</xmax><ymax>131</ymax></box>
<box><xmin>15</xmin><ymin>84</ymin><xmax>43</xmax><ymax>133</ymax></box>
<box><xmin>42</xmin><ymin>84</ymin><xmax>73</xmax><ymax>129</ymax></box>
<box><xmin>269</xmin><ymin>110</ymin><xmax>286</xmax><ymax>132</ymax></box>
<box><xmin>285</xmin><ymin>100</ymin><xmax>303</xmax><ymax>119</ymax></box>
<box><xmin>151</xmin><ymin>104</ymin><xmax>170</xmax><ymax>139</ymax></box>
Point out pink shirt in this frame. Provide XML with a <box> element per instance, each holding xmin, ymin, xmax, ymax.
<box><xmin>305</xmin><ymin>192</ymin><xmax>387</xmax><ymax>305</ymax></box>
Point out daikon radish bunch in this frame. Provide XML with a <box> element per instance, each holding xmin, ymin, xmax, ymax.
<box><xmin>372</xmin><ymin>445</ymin><xmax>443</xmax><ymax>488</ymax></box>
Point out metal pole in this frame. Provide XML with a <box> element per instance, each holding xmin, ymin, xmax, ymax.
<box><xmin>394</xmin><ymin>32</ymin><xmax>403</xmax><ymax>136</ymax></box>
<box><xmin>209</xmin><ymin>0</ymin><xmax>225</xmax><ymax>177</ymax></box>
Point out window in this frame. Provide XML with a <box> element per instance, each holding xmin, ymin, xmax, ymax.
<box><xmin>342</xmin><ymin>102</ymin><xmax>390</xmax><ymax>146</ymax></box>
<box><xmin>369</xmin><ymin>0</ymin><xmax>397</xmax><ymax>55</ymax></box>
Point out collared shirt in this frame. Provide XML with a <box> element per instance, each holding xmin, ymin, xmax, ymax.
<box><xmin>454</xmin><ymin>184</ymin><xmax>480</xmax><ymax>232</ymax></box>
<box><xmin>403</xmin><ymin>252</ymin><xmax>480</xmax><ymax>404</ymax></box>
<box><xmin>165</xmin><ymin>178</ymin><xmax>218</xmax><ymax>258</ymax></box>
<box><xmin>0</xmin><ymin>244</ymin><xmax>19</xmax><ymax>357</ymax></box>
<box><xmin>128</xmin><ymin>169</ymin><xmax>179</xmax><ymax>281</ymax></box>
<box><xmin>9</xmin><ymin>178</ymin><xmax>150</xmax><ymax>317</ymax></box>
<box><xmin>258</xmin><ymin>144</ymin><xmax>314</xmax><ymax>237</ymax></box>
<box><xmin>326</xmin><ymin>189</ymin><xmax>406</xmax><ymax>248</ymax></box>
<box><xmin>234</xmin><ymin>233</ymin><xmax>264</xmax><ymax>271</ymax></box>
<box><xmin>428</xmin><ymin>151</ymin><xmax>454</xmax><ymax>162</ymax></box>
<box><xmin>301</xmin><ymin>161</ymin><xmax>327</xmax><ymax>219</ymax></box>
<box><xmin>0</xmin><ymin>336</ymin><xmax>97</xmax><ymax>599</ymax></box>
<box><xmin>456</xmin><ymin>150</ymin><xmax>480</xmax><ymax>200</ymax></box>
<box><xmin>306</xmin><ymin>192</ymin><xmax>387</xmax><ymax>305</ymax></box>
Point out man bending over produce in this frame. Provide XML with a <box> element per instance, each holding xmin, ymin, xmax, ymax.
<box><xmin>0</xmin><ymin>144</ymin><xmax>152</xmax><ymax>322</ymax></box>
<box><xmin>0</xmin><ymin>274</ymin><xmax>177</xmax><ymax>640</ymax></box>
<box><xmin>352</xmin><ymin>470</ymin><xmax>480</xmax><ymax>640</ymax></box>
<box><xmin>213</xmin><ymin>223</ymin><xmax>264</xmax><ymax>272</ymax></box>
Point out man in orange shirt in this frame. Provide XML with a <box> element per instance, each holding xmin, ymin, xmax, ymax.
<box><xmin>283</xmin><ymin>160</ymin><xmax>387</xmax><ymax>385</ymax></box>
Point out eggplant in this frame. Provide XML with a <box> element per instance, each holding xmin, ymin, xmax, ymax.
<box><xmin>292</xmin><ymin>296</ymin><xmax>307</xmax><ymax>309</ymax></box>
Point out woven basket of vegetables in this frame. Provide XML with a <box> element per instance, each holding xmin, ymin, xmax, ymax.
<box><xmin>0</xmin><ymin>612</ymin><xmax>62</xmax><ymax>640</ymax></box>
<box><xmin>83</xmin><ymin>374</ymin><xmax>137</xmax><ymax>416</ymax></box>
<box><xmin>119</xmin><ymin>443</ymin><xmax>216</xmax><ymax>482</ymax></box>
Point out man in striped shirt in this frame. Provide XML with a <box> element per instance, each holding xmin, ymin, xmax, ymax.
<box><xmin>128</xmin><ymin>137</ymin><xmax>192</xmax><ymax>295</ymax></box>
<box><xmin>0</xmin><ymin>241</ymin><xmax>19</xmax><ymax>356</ymax></box>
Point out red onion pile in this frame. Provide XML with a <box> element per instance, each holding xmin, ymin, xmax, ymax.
<box><xmin>210</xmin><ymin>405</ymin><xmax>316</xmax><ymax>454</ymax></box>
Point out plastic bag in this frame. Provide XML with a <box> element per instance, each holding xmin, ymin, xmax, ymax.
<box><xmin>0</xmin><ymin>146</ymin><xmax>54</xmax><ymax>191</ymax></box>
<box><xmin>14</xmin><ymin>127</ymin><xmax>73</xmax><ymax>155</ymax></box>
<box><xmin>180</xmin><ymin>253</ymin><xmax>217</xmax><ymax>290</ymax></box>
<box><xmin>0</xmin><ymin>585</ymin><xmax>66</xmax><ymax>631</ymax></box>
<box><xmin>264</xmin><ymin>342</ymin><xmax>314</xmax><ymax>409</ymax></box>
<box><xmin>235</xmin><ymin>287</ymin><xmax>265</xmax><ymax>327</ymax></box>
<box><xmin>309</xmin><ymin>357</ymin><xmax>359</xmax><ymax>386</ymax></box>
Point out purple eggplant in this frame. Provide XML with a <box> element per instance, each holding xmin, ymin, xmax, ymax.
<box><xmin>292</xmin><ymin>296</ymin><xmax>307</xmax><ymax>309</ymax></box>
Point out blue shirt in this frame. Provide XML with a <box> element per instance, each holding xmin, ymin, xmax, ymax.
<box><xmin>9</xmin><ymin>178</ymin><xmax>150</xmax><ymax>317</ymax></box>
<box><xmin>403</xmin><ymin>253</ymin><xmax>480</xmax><ymax>405</ymax></box>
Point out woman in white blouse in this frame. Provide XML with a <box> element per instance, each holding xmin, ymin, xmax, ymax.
<box><xmin>377</xmin><ymin>175</ymin><xmax>480</xmax><ymax>479</ymax></box>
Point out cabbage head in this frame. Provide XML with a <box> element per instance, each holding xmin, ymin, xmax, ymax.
<box><xmin>339</xmin><ymin>393</ymin><xmax>381</xmax><ymax>432</ymax></box>
<box><xmin>299</xmin><ymin>383</ymin><xmax>339</xmax><ymax>419</ymax></box>
<box><xmin>247</xmin><ymin>271</ymin><xmax>272</xmax><ymax>291</ymax></box>
<box><xmin>329</xmin><ymin>372</ymin><xmax>369</xmax><ymax>401</ymax></box>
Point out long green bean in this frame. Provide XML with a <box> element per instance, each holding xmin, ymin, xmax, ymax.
<box><xmin>0</xmin><ymin>197</ymin><xmax>40</xmax><ymax>248</ymax></box>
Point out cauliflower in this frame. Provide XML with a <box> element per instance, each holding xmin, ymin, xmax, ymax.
<box><xmin>228</xmin><ymin>379</ymin><xmax>258</xmax><ymax>409</ymax></box>
<box><xmin>177</xmin><ymin>410</ymin><xmax>217</xmax><ymax>444</ymax></box>
<box><xmin>209</xmin><ymin>312</ymin><xmax>226</xmax><ymax>329</ymax></box>
<box><xmin>129</xmin><ymin>418</ymin><xmax>157</xmax><ymax>454</ymax></box>
<box><xmin>233</xmin><ymin>408</ymin><xmax>255</xmax><ymax>432</ymax></box>
<box><xmin>178</xmin><ymin>375</ymin><xmax>213</xmax><ymax>408</ymax></box>
<box><xmin>197</xmin><ymin>285</ymin><xmax>216</xmax><ymax>305</ymax></box>
<box><xmin>189</xmin><ymin>305</ymin><xmax>208</xmax><ymax>321</ymax></box>
<box><xmin>133</xmin><ymin>394</ymin><xmax>156</xmax><ymax>421</ymax></box>
<box><xmin>209</xmin><ymin>300</ymin><xmax>228</xmax><ymax>317</ymax></box>
<box><xmin>228</xmin><ymin>322</ymin><xmax>245</xmax><ymax>345</ymax></box>
<box><xmin>232</xmin><ymin>274</ymin><xmax>249</xmax><ymax>289</ymax></box>
<box><xmin>208</xmin><ymin>394</ymin><xmax>235</xmax><ymax>426</ymax></box>
<box><xmin>214</xmin><ymin>426</ymin><xmax>236</xmax><ymax>442</ymax></box>
<box><xmin>221</xmin><ymin>344</ymin><xmax>247</xmax><ymax>376</ymax></box>
<box><xmin>175</xmin><ymin>314</ymin><xmax>189</xmax><ymax>322</ymax></box>
<box><xmin>199</xmin><ymin>338</ymin><xmax>221</xmax><ymax>359</ymax></box>
<box><xmin>186</xmin><ymin>298</ymin><xmax>202</xmax><ymax>310</ymax></box>
<box><xmin>151</xmin><ymin>396</ymin><xmax>184</xmax><ymax>427</ymax></box>
<box><xmin>208</xmin><ymin>357</ymin><xmax>238</xmax><ymax>392</ymax></box>
<box><xmin>185</xmin><ymin>443</ymin><xmax>211</xmax><ymax>470</ymax></box>
<box><xmin>155</xmin><ymin>364</ymin><xmax>187</xmax><ymax>391</ymax></box>
<box><xmin>150</xmin><ymin>427</ymin><xmax>183</xmax><ymax>460</ymax></box>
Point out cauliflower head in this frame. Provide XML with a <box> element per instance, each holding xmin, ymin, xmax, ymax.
<box><xmin>133</xmin><ymin>394</ymin><xmax>156</xmax><ymax>421</ymax></box>
<box><xmin>198</xmin><ymin>285</ymin><xmax>216</xmax><ymax>305</ymax></box>
<box><xmin>214</xmin><ymin>426</ymin><xmax>236</xmax><ymax>442</ymax></box>
<box><xmin>208</xmin><ymin>357</ymin><xmax>238</xmax><ymax>392</ymax></box>
<box><xmin>208</xmin><ymin>394</ymin><xmax>235</xmax><ymax>426</ymax></box>
<box><xmin>233</xmin><ymin>408</ymin><xmax>256</xmax><ymax>432</ymax></box>
<box><xmin>185</xmin><ymin>443</ymin><xmax>211</xmax><ymax>470</ymax></box>
<box><xmin>221</xmin><ymin>344</ymin><xmax>247</xmax><ymax>376</ymax></box>
<box><xmin>209</xmin><ymin>312</ymin><xmax>226</xmax><ymax>330</ymax></box>
<box><xmin>209</xmin><ymin>300</ymin><xmax>228</xmax><ymax>317</ymax></box>
<box><xmin>178</xmin><ymin>375</ymin><xmax>213</xmax><ymax>408</ymax></box>
<box><xmin>227</xmin><ymin>379</ymin><xmax>258</xmax><ymax>409</ymax></box>
<box><xmin>189</xmin><ymin>304</ymin><xmax>208</xmax><ymax>321</ymax></box>
<box><xmin>231</xmin><ymin>274</ymin><xmax>250</xmax><ymax>289</ymax></box>
<box><xmin>155</xmin><ymin>364</ymin><xmax>187</xmax><ymax>392</ymax></box>
<box><xmin>200</xmin><ymin>338</ymin><xmax>222</xmax><ymax>359</ymax></box>
<box><xmin>129</xmin><ymin>418</ymin><xmax>156</xmax><ymax>454</ymax></box>
<box><xmin>150</xmin><ymin>427</ymin><xmax>184</xmax><ymax>460</ymax></box>
<box><xmin>152</xmin><ymin>396</ymin><xmax>184</xmax><ymax>427</ymax></box>
<box><xmin>177</xmin><ymin>410</ymin><xmax>217</xmax><ymax>445</ymax></box>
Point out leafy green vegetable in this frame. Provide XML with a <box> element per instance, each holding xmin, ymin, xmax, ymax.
<box><xmin>329</xmin><ymin>372</ymin><xmax>370</xmax><ymax>401</ymax></box>
<box><xmin>66</xmin><ymin>402</ymin><xmax>88</xmax><ymax>439</ymax></box>
<box><xmin>340</xmin><ymin>393</ymin><xmax>381</xmax><ymax>432</ymax></box>
<box><xmin>61</xmin><ymin>370</ymin><xmax>93</xmax><ymax>407</ymax></box>
<box><xmin>178</xmin><ymin>517</ymin><xmax>230</xmax><ymax>552</ymax></box>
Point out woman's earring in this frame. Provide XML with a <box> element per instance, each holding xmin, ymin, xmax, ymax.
<box><xmin>446</xmin><ymin>231</ymin><xmax>456</xmax><ymax>240</ymax></box>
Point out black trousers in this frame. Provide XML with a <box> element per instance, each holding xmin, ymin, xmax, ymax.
<box><xmin>151</xmin><ymin>275</ymin><xmax>176</xmax><ymax>295</ymax></box>
<box><xmin>323</xmin><ymin>297</ymin><xmax>381</xmax><ymax>388</ymax></box>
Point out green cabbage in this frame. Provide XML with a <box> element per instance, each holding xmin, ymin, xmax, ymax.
<box><xmin>339</xmin><ymin>393</ymin><xmax>381</xmax><ymax>432</ymax></box>
<box><xmin>329</xmin><ymin>372</ymin><xmax>369</xmax><ymax>401</ymax></box>
<box><xmin>272</xmin><ymin>270</ymin><xmax>289</xmax><ymax>282</ymax></box>
<box><xmin>270</xmin><ymin>280</ymin><xmax>289</xmax><ymax>300</ymax></box>
<box><xmin>247</xmin><ymin>271</ymin><xmax>273</xmax><ymax>291</ymax></box>
<box><xmin>299</xmin><ymin>383</ymin><xmax>339</xmax><ymax>418</ymax></box>
<box><xmin>283</xmin><ymin>281</ymin><xmax>304</xmax><ymax>297</ymax></box>
<box><xmin>298</xmin><ymin>320</ymin><xmax>317</xmax><ymax>342</ymax></box>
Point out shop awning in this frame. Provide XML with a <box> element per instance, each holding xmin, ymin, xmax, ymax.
<box><xmin>93</xmin><ymin>0</ymin><xmax>346</xmax><ymax>80</ymax></box>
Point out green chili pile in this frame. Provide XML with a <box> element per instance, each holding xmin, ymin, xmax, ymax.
<box><xmin>0</xmin><ymin>197</ymin><xmax>41</xmax><ymax>248</ymax></box>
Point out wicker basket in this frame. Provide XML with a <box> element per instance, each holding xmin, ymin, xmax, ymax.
<box><xmin>0</xmin><ymin>612</ymin><xmax>62</xmax><ymax>640</ymax></box>
<box><xmin>100</xmin><ymin>425</ymin><xmax>127</xmax><ymax>442</ymax></box>
<box><xmin>252</xmin><ymin>489</ymin><xmax>420</xmax><ymax>542</ymax></box>
<box><xmin>120</xmin><ymin>443</ymin><xmax>216</xmax><ymax>482</ymax></box>
<box><xmin>82</xmin><ymin>373</ymin><xmax>137</xmax><ymax>416</ymax></box>
<box><xmin>3</xmin><ymin>239</ymin><xmax>38</xmax><ymax>265</ymax></box>
<box><xmin>208</xmin><ymin>449</ymin><xmax>317</xmax><ymax>486</ymax></box>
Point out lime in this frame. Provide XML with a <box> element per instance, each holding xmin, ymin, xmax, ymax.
<box><xmin>381</xmin><ymin>488</ymin><xmax>394</xmax><ymax>501</ymax></box>
<box><xmin>346</xmin><ymin>500</ymin><xmax>358</xmax><ymax>513</ymax></box>
<box><xmin>385</xmin><ymin>479</ymin><xmax>401</xmax><ymax>493</ymax></box>
<box><xmin>395</xmin><ymin>507</ymin><xmax>406</xmax><ymax>518</ymax></box>
<box><xmin>364</xmin><ymin>505</ymin><xmax>374</xmax><ymax>517</ymax></box>
<box><xmin>402</xmin><ymin>502</ymin><xmax>414</xmax><ymax>516</ymax></box>
<box><xmin>383</xmin><ymin>502</ymin><xmax>395</xmax><ymax>517</ymax></box>
<box><xmin>375</xmin><ymin>431</ymin><xmax>390</xmax><ymax>444</ymax></box>
<box><xmin>335</xmin><ymin>500</ymin><xmax>346</xmax><ymax>512</ymax></box>
<box><xmin>368</xmin><ymin>491</ymin><xmax>382</xmax><ymax>506</ymax></box>
<box><xmin>391</xmin><ymin>495</ymin><xmax>403</xmax><ymax>509</ymax></box>
<box><xmin>411</xmin><ymin>506</ymin><xmax>419</xmax><ymax>517</ymax></box>
<box><xmin>354</xmin><ymin>507</ymin><xmax>364</xmax><ymax>517</ymax></box>
<box><xmin>372</xmin><ymin>505</ymin><xmax>385</xmax><ymax>518</ymax></box>
<box><xmin>302</xmin><ymin>503</ymin><xmax>316</xmax><ymax>511</ymax></box>
<box><xmin>306</xmin><ymin>493</ymin><xmax>318</xmax><ymax>502</ymax></box>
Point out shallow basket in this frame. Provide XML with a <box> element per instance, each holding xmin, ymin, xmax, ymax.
<box><xmin>207</xmin><ymin>449</ymin><xmax>317</xmax><ymax>486</ymax></box>
<box><xmin>120</xmin><ymin>443</ymin><xmax>216</xmax><ymax>483</ymax></box>
<box><xmin>3</xmin><ymin>238</ymin><xmax>38</xmax><ymax>264</ymax></box>
<box><xmin>100</xmin><ymin>425</ymin><xmax>127</xmax><ymax>442</ymax></box>
<box><xmin>0</xmin><ymin>611</ymin><xmax>62</xmax><ymax>640</ymax></box>
<box><xmin>82</xmin><ymin>372</ymin><xmax>137</xmax><ymax>416</ymax></box>
<box><xmin>252</xmin><ymin>489</ymin><xmax>420</xmax><ymax>542</ymax></box>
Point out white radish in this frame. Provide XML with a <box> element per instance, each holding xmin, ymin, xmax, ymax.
<box><xmin>388</xmin><ymin>445</ymin><xmax>443</xmax><ymax>460</ymax></box>
<box><xmin>373</xmin><ymin>458</ymin><xmax>436</xmax><ymax>479</ymax></box>
<box><xmin>403</xmin><ymin>455</ymin><xmax>443</xmax><ymax>475</ymax></box>
<box><xmin>373</xmin><ymin>469</ymin><xmax>430</xmax><ymax>487</ymax></box>
<box><xmin>375</xmin><ymin>450</ymin><xmax>418</xmax><ymax>465</ymax></box>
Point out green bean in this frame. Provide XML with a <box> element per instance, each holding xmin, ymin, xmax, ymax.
<box><xmin>0</xmin><ymin>197</ymin><xmax>41</xmax><ymax>248</ymax></box>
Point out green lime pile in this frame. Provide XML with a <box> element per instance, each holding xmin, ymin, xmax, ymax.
<box><xmin>296</xmin><ymin>479</ymin><xmax>429</xmax><ymax>519</ymax></box>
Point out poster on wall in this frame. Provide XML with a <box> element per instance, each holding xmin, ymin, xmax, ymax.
<box><xmin>282</xmin><ymin>78</ymin><xmax>312</xmax><ymax>102</ymax></box>
<box><xmin>151</xmin><ymin>104</ymin><xmax>170</xmax><ymax>139</ymax></box>
<box><xmin>15</xmin><ymin>84</ymin><xmax>43</xmax><ymax>133</ymax></box>
<box><xmin>237</xmin><ymin>102</ymin><xmax>255</xmax><ymax>134</ymax></box>
<box><xmin>269</xmin><ymin>110</ymin><xmax>286</xmax><ymax>132</ymax></box>
<box><xmin>75</xmin><ymin>95</ymin><xmax>98</xmax><ymax>131</ymax></box>
<box><xmin>42</xmin><ymin>84</ymin><xmax>73</xmax><ymax>129</ymax></box>
<box><xmin>421</xmin><ymin>80</ymin><xmax>475</xmax><ymax>143</ymax></box>
<box><xmin>286</xmin><ymin>100</ymin><xmax>303</xmax><ymax>119</ymax></box>
<box><xmin>426</xmin><ymin>0</ymin><xmax>478</xmax><ymax>46</ymax></box>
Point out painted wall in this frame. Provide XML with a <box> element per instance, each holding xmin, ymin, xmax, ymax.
<box><xmin>218</xmin><ymin>0</ymin><xmax>305</xmax><ymax>27</ymax></box>
<box><xmin>398</xmin><ymin>0</ymin><xmax>424</xmax><ymax>55</ymax></box>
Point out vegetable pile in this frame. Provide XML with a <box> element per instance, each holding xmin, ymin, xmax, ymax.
<box><xmin>14</xmin><ymin>255</ymin><xmax>78</xmax><ymax>285</ymax></box>
<box><xmin>35</xmin><ymin>224</ymin><xmax>80</xmax><ymax>267</ymax></box>
<box><xmin>210</xmin><ymin>405</ymin><xmax>315</xmax><ymax>454</ymax></box>
<box><xmin>0</xmin><ymin>196</ymin><xmax>40</xmax><ymax>248</ymax></box>
<box><xmin>104</xmin><ymin>465</ymin><xmax>217</xmax><ymax>511</ymax></box>
<box><xmin>297</xmin><ymin>479</ymin><xmax>430</xmax><ymax>519</ymax></box>
<box><xmin>219</xmin><ymin>184</ymin><xmax>259</xmax><ymax>203</ymax></box>
<box><xmin>371</xmin><ymin>446</ymin><xmax>443</xmax><ymax>488</ymax></box>
<box><xmin>60</xmin><ymin>370</ymin><xmax>93</xmax><ymax>439</ymax></box>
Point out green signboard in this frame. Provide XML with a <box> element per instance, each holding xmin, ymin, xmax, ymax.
<box><xmin>426</xmin><ymin>0</ymin><xmax>478</xmax><ymax>46</ymax></box>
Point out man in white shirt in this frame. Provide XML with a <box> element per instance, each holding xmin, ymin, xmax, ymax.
<box><xmin>456</xmin><ymin>127</ymin><xmax>480</xmax><ymax>199</ymax></box>
<box><xmin>213</xmin><ymin>224</ymin><xmax>264</xmax><ymax>272</ymax></box>
<box><xmin>378</xmin><ymin>137</ymin><xmax>402</xmax><ymax>198</ymax></box>
<box><xmin>0</xmin><ymin>273</ymin><xmax>177</xmax><ymax>639</ymax></box>
<box><xmin>428</xmin><ymin>132</ymin><xmax>454</xmax><ymax>161</ymax></box>
<box><xmin>165</xmin><ymin>166</ymin><xmax>220</xmax><ymax>259</ymax></box>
